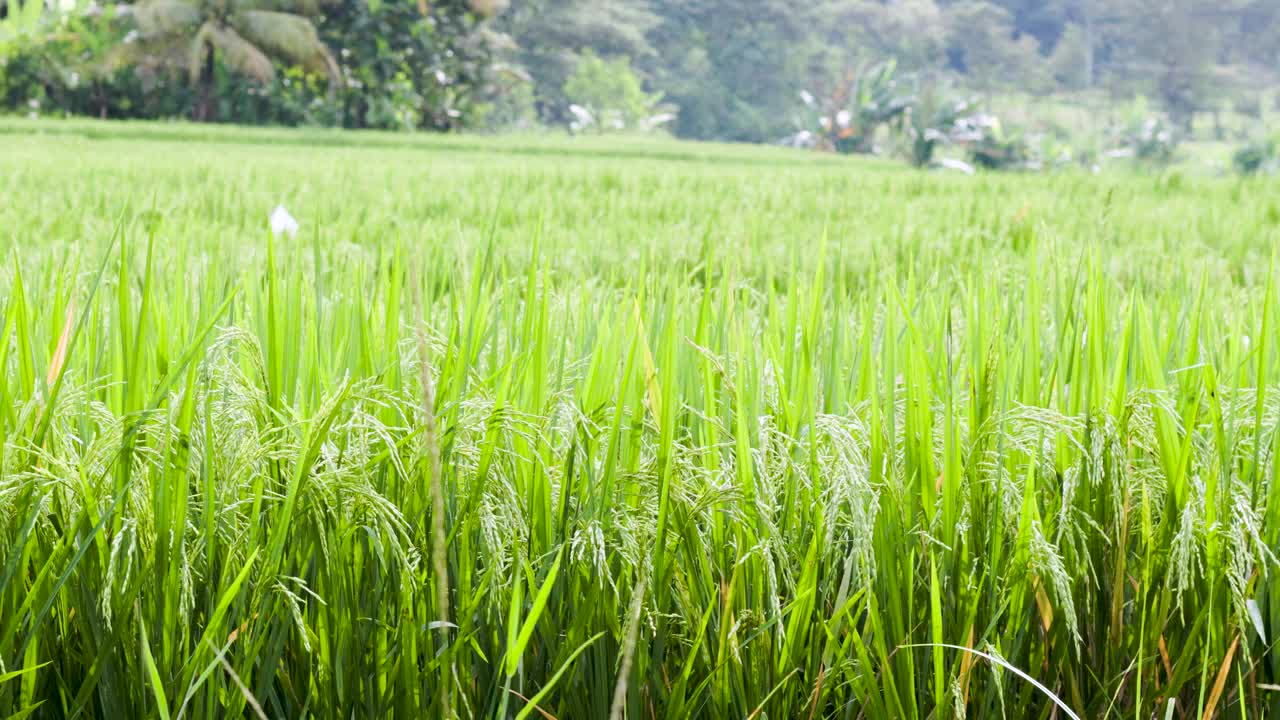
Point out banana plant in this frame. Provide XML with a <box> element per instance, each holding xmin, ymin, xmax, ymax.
<box><xmin>902</xmin><ymin>77</ymin><xmax>970</xmax><ymax>167</ymax></box>
<box><xmin>957</xmin><ymin>114</ymin><xmax>1035</xmax><ymax>171</ymax></box>
<box><xmin>794</xmin><ymin>59</ymin><xmax>912</xmax><ymax>155</ymax></box>
<box><xmin>1107</xmin><ymin>104</ymin><xmax>1179</xmax><ymax>167</ymax></box>
<box><xmin>0</xmin><ymin>0</ymin><xmax>85</xmax><ymax>58</ymax></box>
<box><xmin>0</xmin><ymin>0</ymin><xmax>47</xmax><ymax>49</ymax></box>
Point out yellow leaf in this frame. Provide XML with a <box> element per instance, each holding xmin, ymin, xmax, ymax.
<box><xmin>1201</xmin><ymin>634</ymin><xmax>1240</xmax><ymax>720</ymax></box>
<box><xmin>1033</xmin><ymin>577</ymin><xmax>1053</xmax><ymax>633</ymax></box>
<box><xmin>46</xmin><ymin>301</ymin><xmax>74</xmax><ymax>387</ymax></box>
<box><xmin>958</xmin><ymin>624</ymin><xmax>976</xmax><ymax>705</ymax></box>
<box><xmin>633</xmin><ymin>298</ymin><xmax>662</xmax><ymax>430</ymax></box>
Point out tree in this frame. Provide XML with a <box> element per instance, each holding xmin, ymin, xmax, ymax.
<box><xmin>318</xmin><ymin>0</ymin><xmax>497</xmax><ymax>130</ymax></box>
<box><xmin>1047</xmin><ymin>22</ymin><xmax>1089</xmax><ymax>90</ymax></box>
<box><xmin>814</xmin><ymin>0</ymin><xmax>947</xmax><ymax>71</ymax></box>
<box><xmin>562</xmin><ymin>49</ymin><xmax>670</xmax><ymax>131</ymax></box>
<box><xmin>1136</xmin><ymin>0</ymin><xmax>1213</xmax><ymax>127</ymax></box>
<box><xmin>1065</xmin><ymin>0</ymin><xmax>1095</xmax><ymax>87</ymax></box>
<box><xmin>943</xmin><ymin>1</ymin><xmax>1048</xmax><ymax>94</ymax></box>
<box><xmin>1214</xmin><ymin>0</ymin><xmax>1280</xmax><ymax>84</ymax></box>
<box><xmin>647</xmin><ymin>0</ymin><xmax>819</xmax><ymax>141</ymax></box>
<box><xmin>980</xmin><ymin>0</ymin><xmax>1071</xmax><ymax>53</ymax></box>
<box><xmin>494</xmin><ymin>0</ymin><xmax>658</xmax><ymax>122</ymax></box>
<box><xmin>123</xmin><ymin>0</ymin><xmax>340</xmax><ymax>120</ymax></box>
<box><xmin>1098</xmin><ymin>0</ymin><xmax>1223</xmax><ymax>129</ymax></box>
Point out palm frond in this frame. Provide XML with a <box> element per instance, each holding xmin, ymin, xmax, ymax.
<box><xmin>105</xmin><ymin>33</ymin><xmax>190</xmax><ymax>76</ymax></box>
<box><xmin>188</xmin><ymin>21</ymin><xmax>212</xmax><ymax>85</ymax></box>
<box><xmin>467</xmin><ymin>0</ymin><xmax>507</xmax><ymax>18</ymax></box>
<box><xmin>229</xmin><ymin>0</ymin><xmax>333</xmax><ymax>19</ymax></box>
<box><xmin>231</xmin><ymin>10</ymin><xmax>338</xmax><ymax>87</ymax></box>
<box><xmin>190</xmin><ymin>20</ymin><xmax>275</xmax><ymax>85</ymax></box>
<box><xmin>129</xmin><ymin>0</ymin><xmax>202</xmax><ymax>36</ymax></box>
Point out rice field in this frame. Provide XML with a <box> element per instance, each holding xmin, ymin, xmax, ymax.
<box><xmin>3</xmin><ymin>119</ymin><xmax>1280</xmax><ymax>719</ymax></box>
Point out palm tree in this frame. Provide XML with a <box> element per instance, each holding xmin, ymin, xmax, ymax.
<box><xmin>121</xmin><ymin>0</ymin><xmax>340</xmax><ymax>120</ymax></box>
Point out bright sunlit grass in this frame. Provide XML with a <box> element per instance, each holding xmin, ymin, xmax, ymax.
<box><xmin>2</xmin><ymin>119</ymin><xmax>1280</xmax><ymax>718</ymax></box>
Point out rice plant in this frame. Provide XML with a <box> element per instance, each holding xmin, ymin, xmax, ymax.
<box><xmin>3</xmin><ymin>119</ymin><xmax>1280</xmax><ymax>718</ymax></box>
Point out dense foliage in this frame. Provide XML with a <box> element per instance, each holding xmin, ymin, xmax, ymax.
<box><xmin>4</xmin><ymin>119</ymin><xmax>1280</xmax><ymax>718</ymax></box>
<box><xmin>3</xmin><ymin>0</ymin><xmax>1278</xmax><ymax>141</ymax></box>
<box><xmin>0</xmin><ymin>0</ymin><xmax>496</xmax><ymax>128</ymax></box>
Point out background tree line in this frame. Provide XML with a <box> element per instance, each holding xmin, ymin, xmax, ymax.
<box><xmin>2</xmin><ymin>0</ymin><xmax>1278</xmax><ymax>141</ymax></box>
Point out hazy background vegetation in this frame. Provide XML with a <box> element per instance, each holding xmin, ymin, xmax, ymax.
<box><xmin>1</xmin><ymin>0</ymin><xmax>1277</xmax><ymax>149</ymax></box>
<box><xmin>5</xmin><ymin>3</ymin><xmax>1280</xmax><ymax>719</ymax></box>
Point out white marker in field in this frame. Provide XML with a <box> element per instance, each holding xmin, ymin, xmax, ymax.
<box><xmin>270</xmin><ymin>205</ymin><xmax>299</xmax><ymax>238</ymax></box>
